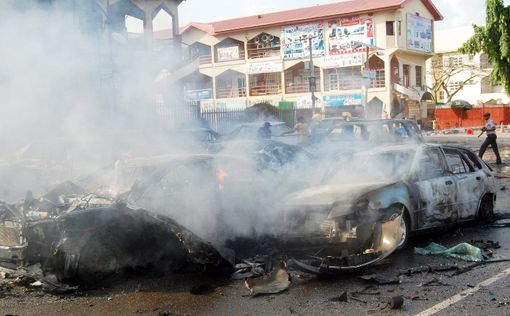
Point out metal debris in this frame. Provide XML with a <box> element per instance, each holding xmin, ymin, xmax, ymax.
<box><xmin>359</xmin><ymin>274</ymin><xmax>401</xmax><ymax>285</ymax></box>
<box><xmin>244</xmin><ymin>261</ymin><xmax>291</xmax><ymax>297</ymax></box>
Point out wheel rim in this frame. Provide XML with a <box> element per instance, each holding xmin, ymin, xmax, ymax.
<box><xmin>397</xmin><ymin>215</ymin><xmax>407</xmax><ymax>248</ymax></box>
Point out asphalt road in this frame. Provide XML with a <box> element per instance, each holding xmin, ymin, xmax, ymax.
<box><xmin>1</xmin><ymin>135</ymin><xmax>509</xmax><ymax>316</ymax></box>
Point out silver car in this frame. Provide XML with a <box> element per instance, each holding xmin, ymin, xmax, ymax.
<box><xmin>282</xmin><ymin>144</ymin><xmax>497</xmax><ymax>274</ymax></box>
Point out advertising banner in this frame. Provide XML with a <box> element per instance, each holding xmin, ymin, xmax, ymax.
<box><xmin>407</xmin><ymin>14</ymin><xmax>432</xmax><ymax>53</ymax></box>
<box><xmin>247</xmin><ymin>61</ymin><xmax>283</xmax><ymax>74</ymax></box>
<box><xmin>327</xmin><ymin>15</ymin><xmax>375</xmax><ymax>55</ymax></box>
<box><xmin>323</xmin><ymin>94</ymin><xmax>362</xmax><ymax>107</ymax></box>
<box><xmin>320</xmin><ymin>53</ymin><xmax>365</xmax><ymax>69</ymax></box>
<box><xmin>217</xmin><ymin>46</ymin><xmax>240</xmax><ymax>62</ymax></box>
<box><xmin>186</xmin><ymin>89</ymin><xmax>213</xmax><ymax>100</ymax></box>
<box><xmin>281</xmin><ymin>23</ymin><xmax>325</xmax><ymax>60</ymax></box>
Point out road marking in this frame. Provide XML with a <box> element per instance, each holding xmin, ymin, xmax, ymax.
<box><xmin>414</xmin><ymin>266</ymin><xmax>510</xmax><ymax>316</ymax></box>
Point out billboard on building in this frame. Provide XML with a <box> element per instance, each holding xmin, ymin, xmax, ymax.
<box><xmin>323</xmin><ymin>94</ymin><xmax>362</xmax><ymax>107</ymax></box>
<box><xmin>247</xmin><ymin>61</ymin><xmax>283</xmax><ymax>74</ymax></box>
<box><xmin>217</xmin><ymin>46</ymin><xmax>240</xmax><ymax>62</ymax></box>
<box><xmin>327</xmin><ymin>15</ymin><xmax>375</xmax><ymax>55</ymax></box>
<box><xmin>281</xmin><ymin>23</ymin><xmax>325</xmax><ymax>60</ymax></box>
<box><xmin>406</xmin><ymin>14</ymin><xmax>432</xmax><ymax>53</ymax></box>
<box><xmin>320</xmin><ymin>53</ymin><xmax>365</xmax><ymax>69</ymax></box>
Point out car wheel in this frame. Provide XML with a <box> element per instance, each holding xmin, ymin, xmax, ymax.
<box><xmin>396</xmin><ymin>208</ymin><xmax>410</xmax><ymax>250</ymax></box>
<box><xmin>478</xmin><ymin>195</ymin><xmax>495</xmax><ymax>223</ymax></box>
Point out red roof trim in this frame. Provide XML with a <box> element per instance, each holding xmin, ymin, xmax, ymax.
<box><xmin>180</xmin><ymin>0</ymin><xmax>443</xmax><ymax>36</ymax></box>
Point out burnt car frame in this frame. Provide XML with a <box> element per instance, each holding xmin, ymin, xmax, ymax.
<box><xmin>282</xmin><ymin>144</ymin><xmax>497</xmax><ymax>274</ymax></box>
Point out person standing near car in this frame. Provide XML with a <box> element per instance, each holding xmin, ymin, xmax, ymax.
<box><xmin>257</xmin><ymin>122</ymin><xmax>272</xmax><ymax>140</ymax></box>
<box><xmin>479</xmin><ymin>112</ymin><xmax>502</xmax><ymax>165</ymax></box>
<box><xmin>282</xmin><ymin>116</ymin><xmax>310</xmax><ymax>145</ymax></box>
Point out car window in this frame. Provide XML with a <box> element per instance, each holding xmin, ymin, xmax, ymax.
<box><xmin>444</xmin><ymin>150</ymin><xmax>471</xmax><ymax>174</ymax></box>
<box><xmin>462</xmin><ymin>150</ymin><xmax>483</xmax><ymax>170</ymax></box>
<box><xmin>391</xmin><ymin>122</ymin><xmax>410</xmax><ymax>138</ymax></box>
<box><xmin>417</xmin><ymin>148</ymin><xmax>446</xmax><ymax>180</ymax></box>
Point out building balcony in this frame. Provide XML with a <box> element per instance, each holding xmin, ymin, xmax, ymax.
<box><xmin>216</xmin><ymin>87</ymin><xmax>247</xmax><ymax>99</ymax></box>
<box><xmin>249</xmin><ymin>84</ymin><xmax>282</xmax><ymax>96</ymax></box>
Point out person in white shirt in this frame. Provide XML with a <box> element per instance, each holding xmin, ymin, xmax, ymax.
<box><xmin>479</xmin><ymin>113</ymin><xmax>502</xmax><ymax>165</ymax></box>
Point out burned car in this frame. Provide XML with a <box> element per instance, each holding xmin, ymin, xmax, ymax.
<box><xmin>0</xmin><ymin>182</ymin><xmax>231</xmax><ymax>284</ymax></box>
<box><xmin>281</xmin><ymin>144</ymin><xmax>497</xmax><ymax>274</ymax></box>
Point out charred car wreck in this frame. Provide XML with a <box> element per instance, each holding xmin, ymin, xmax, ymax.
<box><xmin>282</xmin><ymin>144</ymin><xmax>497</xmax><ymax>274</ymax></box>
<box><xmin>0</xmin><ymin>183</ymin><xmax>231</xmax><ymax>284</ymax></box>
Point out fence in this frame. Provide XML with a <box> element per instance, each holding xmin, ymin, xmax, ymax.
<box><xmin>434</xmin><ymin>105</ymin><xmax>510</xmax><ymax>130</ymax></box>
<box><xmin>156</xmin><ymin>101</ymin><xmax>322</xmax><ymax>134</ymax></box>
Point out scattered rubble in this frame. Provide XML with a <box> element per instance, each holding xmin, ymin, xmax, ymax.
<box><xmin>244</xmin><ymin>262</ymin><xmax>291</xmax><ymax>297</ymax></box>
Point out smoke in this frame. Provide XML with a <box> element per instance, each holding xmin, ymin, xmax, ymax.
<box><xmin>0</xmin><ymin>1</ymin><xmax>192</xmax><ymax>201</ymax></box>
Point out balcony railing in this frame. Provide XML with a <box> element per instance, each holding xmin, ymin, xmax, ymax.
<box><xmin>216</xmin><ymin>87</ymin><xmax>247</xmax><ymax>98</ymax></box>
<box><xmin>250</xmin><ymin>84</ymin><xmax>282</xmax><ymax>96</ymax></box>
<box><xmin>248</xmin><ymin>48</ymin><xmax>281</xmax><ymax>60</ymax></box>
<box><xmin>285</xmin><ymin>83</ymin><xmax>312</xmax><ymax>94</ymax></box>
<box><xmin>198</xmin><ymin>55</ymin><xmax>212</xmax><ymax>64</ymax></box>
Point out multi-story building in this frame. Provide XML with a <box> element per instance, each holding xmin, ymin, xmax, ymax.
<box><xmin>180</xmin><ymin>0</ymin><xmax>442</xmax><ymax>120</ymax></box>
<box><xmin>428</xmin><ymin>26</ymin><xmax>510</xmax><ymax>106</ymax></box>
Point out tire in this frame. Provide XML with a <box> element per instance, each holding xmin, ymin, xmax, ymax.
<box><xmin>478</xmin><ymin>195</ymin><xmax>495</xmax><ymax>223</ymax></box>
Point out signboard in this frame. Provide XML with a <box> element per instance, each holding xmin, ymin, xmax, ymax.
<box><xmin>217</xmin><ymin>46</ymin><xmax>240</xmax><ymax>62</ymax></box>
<box><xmin>281</xmin><ymin>23</ymin><xmax>325</xmax><ymax>60</ymax></box>
<box><xmin>320</xmin><ymin>53</ymin><xmax>365</xmax><ymax>69</ymax></box>
<box><xmin>327</xmin><ymin>15</ymin><xmax>375</xmax><ymax>55</ymax></box>
<box><xmin>362</xmin><ymin>68</ymin><xmax>377</xmax><ymax>79</ymax></box>
<box><xmin>323</xmin><ymin>94</ymin><xmax>362</xmax><ymax>107</ymax></box>
<box><xmin>200</xmin><ymin>100</ymin><xmax>247</xmax><ymax>112</ymax></box>
<box><xmin>186</xmin><ymin>89</ymin><xmax>213</xmax><ymax>100</ymax></box>
<box><xmin>247</xmin><ymin>61</ymin><xmax>283</xmax><ymax>74</ymax></box>
<box><xmin>407</xmin><ymin>14</ymin><xmax>432</xmax><ymax>53</ymax></box>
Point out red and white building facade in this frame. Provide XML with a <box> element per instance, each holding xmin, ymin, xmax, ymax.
<box><xmin>180</xmin><ymin>0</ymin><xmax>443</xmax><ymax>119</ymax></box>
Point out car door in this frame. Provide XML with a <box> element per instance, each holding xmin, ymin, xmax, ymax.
<box><xmin>444</xmin><ymin>148</ymin><xmax>486</xmax><ymax>220</ymax></box>
<box><xmin>414</xmin><ymin>147</ymin><xmax>458</xmax><ymax>228</ymax></box>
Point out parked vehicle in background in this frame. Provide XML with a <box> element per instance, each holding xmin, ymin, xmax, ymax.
<box><xmin>282</xmin><ymin>143</ymin><xmax>496</xmax><ymax>274</ymax></box>
<box><xmin>225</xmin><ymin>121</ymin><xmax>296</xmax><ymax>144</ymax></box>
<box><xmin>321</xmin><ymin>119</ymin><xmax>423</xmax><ymax>144</ymax></box>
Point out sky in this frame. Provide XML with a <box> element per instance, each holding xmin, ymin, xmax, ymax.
<box><xmin>129</xmin><ymin>0</ymin><xmax>510</xmax><ymax>32</ymax></box>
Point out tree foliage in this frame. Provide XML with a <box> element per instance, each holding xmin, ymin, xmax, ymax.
<box><xmin>460</xmin><ymin>0</ymin><xmax>510</xmax><ymax>95</ymax></box>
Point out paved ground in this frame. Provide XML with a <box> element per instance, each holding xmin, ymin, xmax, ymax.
<box><xmin>1</xmin><ymin>135</ymin><xmax>509</xmax><ymax>316</ymax></box>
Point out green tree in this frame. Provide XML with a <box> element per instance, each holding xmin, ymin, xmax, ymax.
<box><xmin>460</xmin><ymin>0</ymin><xmax>510</xmax><ymax>95</ymax></box>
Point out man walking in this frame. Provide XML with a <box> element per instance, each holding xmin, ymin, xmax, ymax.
<box><xmin>479</xmin><ymin>113</ymin><xmax>502</xmax><ymax>165</ymax></box>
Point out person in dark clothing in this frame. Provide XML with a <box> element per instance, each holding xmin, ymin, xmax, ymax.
<box><xmin>257</xmin><ymin>122</ymin><xmax>272</xmax><ymax>140</ymax></box>
<box><xmin>479</xmin><ymin>113</ymin><xmax>502</xmax><ymax>164</ymax></box>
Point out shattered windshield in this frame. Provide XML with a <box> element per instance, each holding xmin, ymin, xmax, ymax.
<box><xmin>323</xmin><ymin>150</ymin><xmax>415</xmax><ymax>184</ymax></box>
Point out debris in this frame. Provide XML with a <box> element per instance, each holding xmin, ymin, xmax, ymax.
<box><xmin>386</xmin><ymin>295</ymin><xmax>404</xmax><ymax>309</ymax></box>
<box><xmin>470</xmin><ymin>240</ymin><xmax>501</xmax><ymax>250</ymax></box>
<box><xmin>245</xmin><ymin>261</ymin><xmax>291</xmax><ymax>297</ymax></box>
<box><xmin>400</xmin><ymin>263</ymin><xmax>460</xmax><ymax>276</ymax></box>
<box><xmin>420</xmin><ymin>278</ymin><xmax>451</xmax><ymax>287</ymax></box>
<box><xmin>329</xmin><ymin>291</ymin><xmax>348</xmax><ymax>302</ymax></box>
<box><xmin>359</xmin><ymin>274</ymin><xmax>401</xmax><ymax>285</ymax></box>
<box><xmin>190</xmin><ymin>284</ymin><xmax>215</xmax><ymax>295</ymax></box>
<box><xmin>415</xmin><ymin>242</ymin><xmax>483</xmax><ymax>262</ymax></box>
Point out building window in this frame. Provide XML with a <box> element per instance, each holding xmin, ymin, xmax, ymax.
<box><xmin>415</xmin><ymin>66</ymin><xmax>422</xmax><ymax>87</ymax></box>
<box><xmin>447</xmin><ymin>81</ymin><xmax>462</xmax><ymax>92</ymax></box>
<box><xmin>403</xmin><ymin>64</ymin><xmax>410</xmax><ymax>87</ymax></box>
<box><xmin>324</xmin><ymin>67</ymin><xmax>362</xmax><ymax>91</ymax></box>
<box><xmin>373</xmin><ymin>70</ymin><xmax>385</xmax><ymax>88</ymax></box>
<box><xmin>386</xmin><ymin>21</ymin><xmax>395</xmax><ymax>36</ymax></box>
<box><xmin>447</xmin><ymin>56</ymin><xmax>463</xmax><ymax>67</ymax></box>
<box><xmin>249</xmin><ymin>73</ymin><xmax>282</xmax><ymax>96</ymax></box>
<box><xmin>438</xmin><ymin>90</ymin><xmax>445</xmax><ymax>101</ymax></box>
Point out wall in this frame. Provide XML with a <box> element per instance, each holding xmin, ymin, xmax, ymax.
<box><xmin>435</xmin><ymin>106</ymin><xmax>510</xmax><ymax>130</ymax></box>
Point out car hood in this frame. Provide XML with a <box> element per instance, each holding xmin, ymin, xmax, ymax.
<box><xmin>283</xmin><ymin>181</ymin><xmax>398</xmax><ymax>210</ymax></box>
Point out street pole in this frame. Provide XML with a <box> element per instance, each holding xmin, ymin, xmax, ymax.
<box><xmin>363</xmin><ymin>46</ymin><xmax>370</xmax><ymax>118</ymax></box>
<box><xmin>308</xmin><ymin>37</ymin><xmax>316</xmax><ymax>114</ymax></box>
